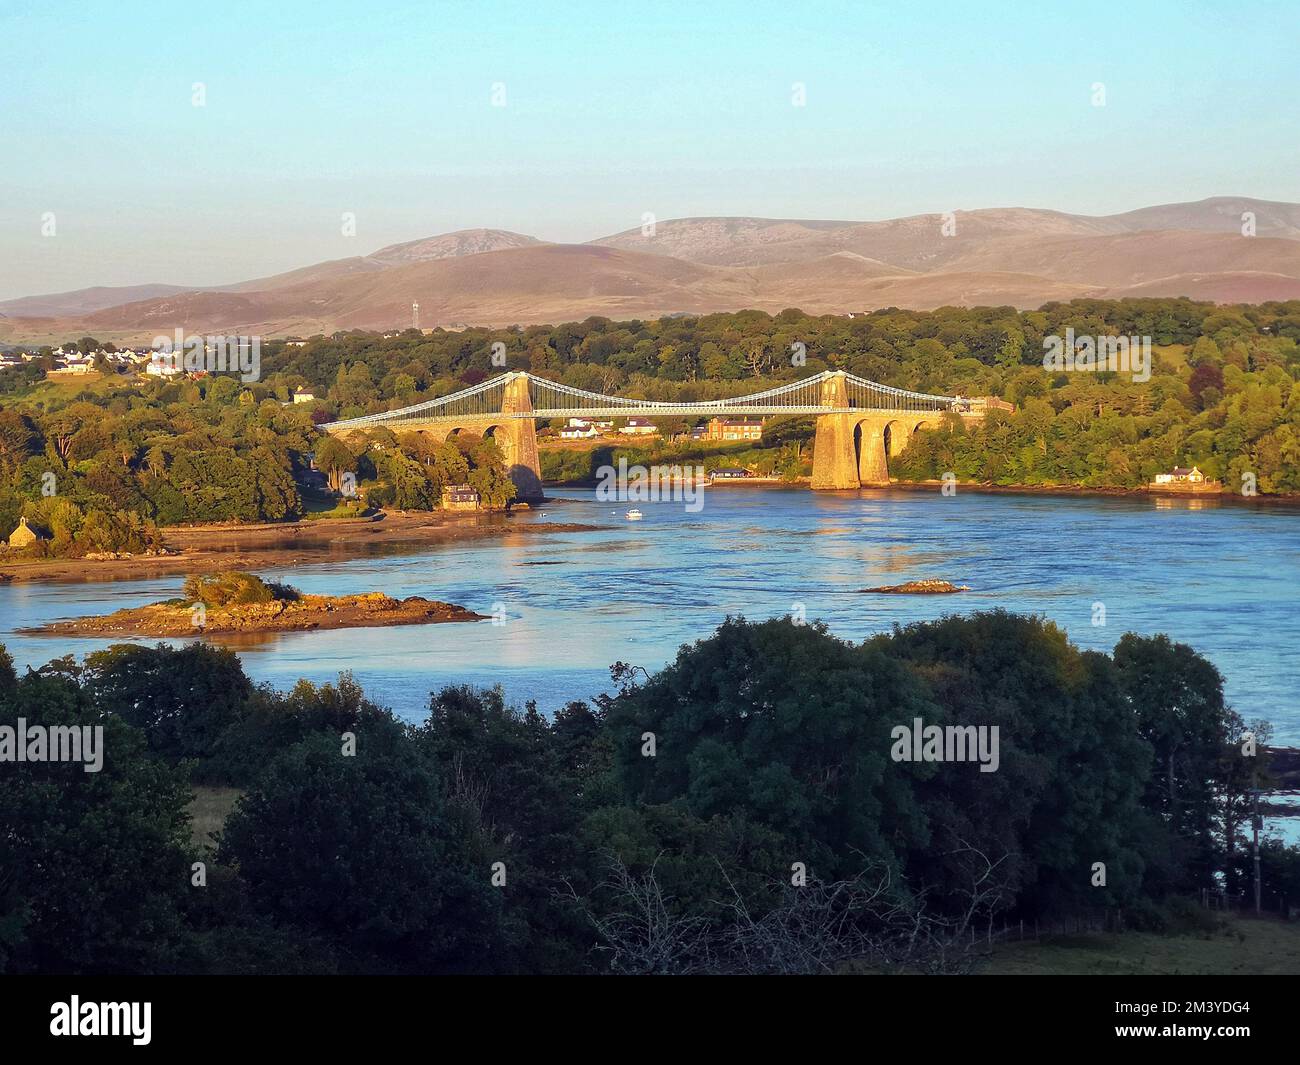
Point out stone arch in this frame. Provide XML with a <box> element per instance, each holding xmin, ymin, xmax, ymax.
<box><xmin>882</xmin><ymin>418</ymin><xmax>911</xmax><ymax>460</ymax></box>
<box><xmin>855</xmin><ymin>416</ymin><xmax>889</xmax><ymax>485</ymax></box>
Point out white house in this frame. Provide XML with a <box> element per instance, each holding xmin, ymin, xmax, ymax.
<box><xmin>619</xmin><ymin>417</ymin><xmax>657</xmax><ymax>436</ymax></box>
<box><xmin>292</xmin><ymin>386</ymin><xmax>317</xmax><ymax>404</ymax></box>
<box><xmin>145</xmin><ymin>359</ymin><xmax>183</xmax><ymax>378</ymax></box>
<box><xmin>47</xmin><ymin>361</ymin><xmax>93</xmax><ymax>376</ymax></box>
<box><xmin>1153</xmin><ymin>465</ymin><xmax>1206</xmax><ymax>485</ymax></box>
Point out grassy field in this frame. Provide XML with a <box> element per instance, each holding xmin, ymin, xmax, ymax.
<box><xmin>980</xmin><ymin>915</ymin><xmax>1300</xmax><ymax>975</ymax></box>
<box><xmin>187</xmin><ymin>786</ymin><xmax>243</xmax><ymax>853</ymax></box>
<box><xmin>0</xmin><ymin>370</ymin><xmax>122</xmax><ymax>409</ymax></box>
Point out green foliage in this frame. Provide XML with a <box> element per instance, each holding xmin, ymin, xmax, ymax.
<box><xmin>413</xmin><ymin>687</ymin><xmax>605</xmax><ymax>971</ymax></box>
<box><xmin>0</xmin><ymin>663</ymin><xmax>194</xmax><ymax>973</ymax></box>
<box><xmin>82</xmin><ymin>643</ymin><xmax>254</xmax><ymax>766</ymax></box>
<box><xmin>218</xmin><ymin>727</ymin><xmax>507</xmax><ymax>972</ymax></box>
<box><xmin>1113</xmin><ymin>633</ymin><xmax>1229</xmax><ymax>891</ymax></box>
<box><xmin>875</xmin><ymin>612</ymin><xmax>1154</xmax><ymax>913</ymax></box>
<box><xmin>2</xmin><ymin>298</ymin><xmax>1298</xmax><ymax>556</ymax></box>
<box><xmin>605</xmin><ymin>616</ymin><xmax>936</xmax><ymax>878</ymax></box>
<box><xmin>181</xmin><ymin>570</ymin><xmax>296</xmax><ymax>607</ymax></box>
<box><xmin>0</xmin><ymin>603</ymin><xmax>1292</xmax><ymax>974</ymax></box>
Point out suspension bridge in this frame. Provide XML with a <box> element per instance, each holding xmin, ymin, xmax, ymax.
<box><xmin>319</xmin><ymin>370</ymin><xmax>992</xmax><ymax>500</ymax></box>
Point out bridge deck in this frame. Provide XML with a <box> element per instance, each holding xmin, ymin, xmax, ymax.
<box><xmin>319</xmin><ymin>370</ymin><xmax>978</xmax><ymax>432</ymax></box>
<box><xmin>328</xmin><ymin>405</ymin><xmax>976</xmax><ymax>429</ymax></box>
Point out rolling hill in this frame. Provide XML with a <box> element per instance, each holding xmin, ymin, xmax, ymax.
<box><xmin>4</xmin><ymin>198</ymin><xmax>1299</xmax><ymax>343</ymax></box>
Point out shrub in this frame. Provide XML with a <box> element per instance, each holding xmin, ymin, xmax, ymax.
<box><xmin>182</xmin><ymin>571</ymin><xmax>297</xmax><ymax>606</ymax></box>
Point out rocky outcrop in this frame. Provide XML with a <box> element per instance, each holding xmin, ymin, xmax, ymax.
<box><xmin>860</xmin><ymin>579</ymin><xmax>970</xmax><ymax>594</ymax></box>
<box><xmin>25</xmin><ymin>591</ymin><xmax>487</xmax><ymax>637</ymax></box>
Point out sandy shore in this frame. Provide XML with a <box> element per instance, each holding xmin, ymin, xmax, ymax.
<box><xmin>0</xmin><ymin>508</ymin><xmax>604</xmax><ymax>585</ymax></box>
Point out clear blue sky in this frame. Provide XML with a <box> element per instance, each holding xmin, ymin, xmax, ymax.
<box><xmin>2</xmin><ymin>0</ymin><xmax>1297</xmax><ymax>299</ymax></box>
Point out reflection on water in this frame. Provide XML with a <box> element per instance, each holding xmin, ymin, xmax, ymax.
<box><xmin>2</xmin><ymin>488</ymin><xmax>1299</xmax><ymax>758</ymax></box>
<box><xmin>1152</xmin><ymin>496</ymin><xmax>1219</xmax><ymax>511</ymax></box>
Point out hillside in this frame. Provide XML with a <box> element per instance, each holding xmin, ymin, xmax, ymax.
<box><xmin>6</xmin><ymin>197</ymin><xmax>1300</xmax><ymax>341</ymax></box>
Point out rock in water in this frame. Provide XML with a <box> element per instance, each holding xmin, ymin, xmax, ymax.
<box><xmin>860</xmin><ymin>579</ymin><xmax>969</xmax><ymax>594</ymax></box>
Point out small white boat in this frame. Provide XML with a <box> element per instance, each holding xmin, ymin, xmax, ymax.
<box><xmin>625</xmin><ymin>508</ymin><xmax>643</xmax><ymax>521</ymax></box>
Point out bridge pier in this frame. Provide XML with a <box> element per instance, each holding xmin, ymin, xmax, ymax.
<box><xmin>810</xmin><ymin>410</ymin><xmax>927</xmax><ymax>490</ymax></box>
<box><xmin>498</xmin><ymin>373</ymin><xmax>544</xmax><ymax>503</ymax></box>
<box><xmin>810</xmin><ymin>372</ymin><xmax>861</xmax><ymax>490</ymax></box>
<box><xmin>856</xmin><ymin>421</ymin><xmax>890</xmax><ymax>486</ymax></box>
<box><xmin>810</xmin><ymin>414</ymin><xmax>863</xmax><ymax>490</ymax></box>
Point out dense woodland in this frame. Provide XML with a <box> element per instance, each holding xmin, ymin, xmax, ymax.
<box><xmin>2</xmin><ymin>297</ymin><xmax>1299</xmax><ymax>554</ymax></box>
<box><xmin>1</xmin><ymin>612</ymin><xmax>1295</xmax><ymax>974</ymax></box>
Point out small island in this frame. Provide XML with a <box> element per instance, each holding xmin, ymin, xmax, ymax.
<box><xmin>861</xmin><ymin>579</ymin><xmax>970</xmax><ymax>594</ymax></box>
<box><xmin>23</xmin><ymin>571</ymin><xmax>488</xmax><ymax>637</ymax></box>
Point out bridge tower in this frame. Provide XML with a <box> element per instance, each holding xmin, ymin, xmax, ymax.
<box><xmin>811</xmin><ymin>372</ymin><xmax>867</xmax><ymax>489</ymax></box>
<box><xmin>498</xmin><ymin>372</ymin><xmax>544</xmax><ymax>502</ymax></box>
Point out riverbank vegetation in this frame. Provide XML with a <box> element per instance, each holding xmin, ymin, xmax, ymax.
<box><xmin>1</xmin><ymin>298</ymin><xmax>1297</xmax><ymax>557</ymax></box>
<box><xmin>540</xmin><ymin>417</ymin><xmax>815</xmax><ymax>484</ymax></box>
<box><xmin>3</xmin><ymin>611</ymin><xmax>1296</xmax><ymax>975</ymax></box>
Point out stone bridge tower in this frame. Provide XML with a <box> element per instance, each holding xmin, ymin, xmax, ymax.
<box><xmin>498</xmin><ymin>372</ymin><xmax>543</xmax><ymax>502</ymax></box>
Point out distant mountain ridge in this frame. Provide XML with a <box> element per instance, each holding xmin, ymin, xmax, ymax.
<box><xmin>3</xmin><ymin>199</ymin><xmax>1299</xmax><ymax>343</ymax></box>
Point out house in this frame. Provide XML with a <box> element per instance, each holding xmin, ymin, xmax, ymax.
<box><xmin>145</xmin><ymin>359</ymin><xmax>182</xmax><ymax>378</ymax></box>
<box><xmin>708</xmin><ymin>467</ymin><xmax>752</xmax><ymax>480</ymax></box>
<box><xmin>47</xmin><ymin>361</ymin><xmax>93</xmax><ymax>376</ymax></box>
<box><xmin>618</xmin><ymin>417</ymin><xmax>657</xmax><ymax>436</ymax></box>
<box><xmin>560</xmin><ymin>417</ymin><xmax>612</xmax><ymax>439</ymax></box>
<box><xmin>442</xmin><ymin>484</ymin><xmax>480</xmax><ymax>511</ymax></box>
<box><xmin>1153</xmin><ymin>466</ymin><xmax>1206</xmax><ymax>485</ymax></box>
<box><xmin>292</xmin><ymin>386</ymin><xmax>317</xmax><ymax>404</ymax></box>
<box><xmin>704</xmin><ymin>416</ymin><xmax>763</xmax><ymax>442</ymax></box>
<box><xmin>7</xmin><ymin>516</ymin><xmax>49</xmax><ymax>549</ymax></box>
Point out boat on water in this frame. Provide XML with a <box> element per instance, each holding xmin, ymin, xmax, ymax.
<box><xmin>625</xmin><ymin>509</ymin><xmax>643</xmax><ymax>521</ymax></box>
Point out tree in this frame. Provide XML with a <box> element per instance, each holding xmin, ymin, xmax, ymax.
<box><xmin>468</xmin><ymin>462</ymin><xmax>515</xmax><ymax>508</ymax></box>
<box><xmin>603</xmin><ymin>616</ymin><xmax>937</xmax><ymax>878</ymax></box>
<box><xmin>1114</xmin><ymin>632</ymin><xmax>1228</xmax><ymax>891</ymax></box>
<box><xmin>83</xmin><ymin>642</ymin><xmax>254</xmax><ymax>763</ymax></box>
<box><xmin>313</xmin><ymin>436</ymin><xmax>357</xmax><ymax>492</ymax></box>
<box><xmin>879</xmin><ymin>611</ymin><xmax>1153</xmax><ymax>915</ymax></box>
<box><xmin>219</xmin><ymin>727</ymin><xmax>507</xmax><ymax>972</ymax></box>
<box><xmin>0</xmin><ymin>656</ymin><xmax>194</xmax><ymax>973</ymax></box>
<box><xmin>378</xmin><ymin>448</ymin><xmax>436</xmax><ymax>509</ymax></box>
<box><xmin>0</xmin><ymin>410</ymin><xmax>37</xmax><ymax>473</ymax></box>
<box><xmin>414</xmin><ymin>686</ymin><xmax>599</xmax><ymax>971</ymax></box>
<box><xmin>1188</xmin><ymin>363</ymin><xmax>1225</xmax><ymax>410</ymax></box>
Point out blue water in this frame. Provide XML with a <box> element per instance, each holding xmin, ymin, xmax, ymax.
<box><xmin>2</xmin><ymin>487</ymin><xmax>1298</xmax><ymax>742</ymax></box>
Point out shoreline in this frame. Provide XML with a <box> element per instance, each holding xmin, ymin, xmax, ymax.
<box><xmin>549</xmin><ymin>475</ymin><xmax>1300</xmax><ymax>505</ymax></box>
<box><xmin>878</xmin><ymin>480</ymin><xmax>1300</xmax><ymax>507</ymax></box>
<box><xmin>3</xmin><ymin>478</ymin><xmax>1298</xmax><ymax>586</ymax></box>
<box><xmin>0</xmin><ymin>509</ymin><xmax>604</xmax><ymax>585</ymax></box>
